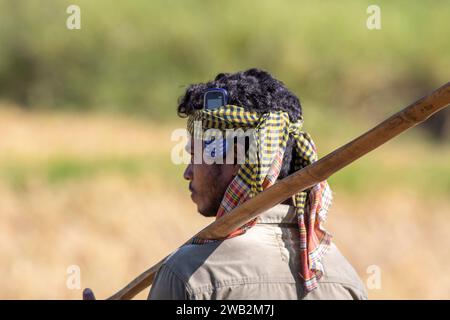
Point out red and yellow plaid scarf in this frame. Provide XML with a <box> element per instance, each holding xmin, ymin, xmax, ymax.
<box><xmin>187</xmin><ymin>105</ymin><xmax>333</xmax><ymax>293</ymax></box>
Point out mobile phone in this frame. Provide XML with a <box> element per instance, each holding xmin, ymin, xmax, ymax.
<box><xmin>203</xmin><ymin>88</ymin><xmax>228</xmax><ymax>110</ymax></box>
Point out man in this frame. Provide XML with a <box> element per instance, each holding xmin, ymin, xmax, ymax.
<box><xmin>148</xmin><ymin>68</ymin><xmax>367</xmax><ymax>300</ymax></box>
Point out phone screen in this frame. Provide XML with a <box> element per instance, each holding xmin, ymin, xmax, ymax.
<box><xmin>205</xmin><ymin>91</ymin><xmax>225</xmax><ymax>110</ymax></box>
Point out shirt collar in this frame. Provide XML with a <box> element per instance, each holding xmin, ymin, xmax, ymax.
<box><xmin>257</xmin><ymin>204</ymin><xmax>297</xmax><ymax>224</ymax></box>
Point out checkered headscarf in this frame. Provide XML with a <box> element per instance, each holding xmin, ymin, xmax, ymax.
<box><xmin>187</xmin><ymin>105</ymin><xmax>333</xmax><ymax>293</ymax></box>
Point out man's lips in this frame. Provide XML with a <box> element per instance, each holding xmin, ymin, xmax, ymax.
<box><xmin>189</xmin><ymin>184</ymin><xmax>196</xmax><ymax>201</ymax></box>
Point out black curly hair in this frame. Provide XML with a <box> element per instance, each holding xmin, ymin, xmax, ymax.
<box><xmin>177</xmin><ymin>68</ymin><xmax>303</xmax><ymax>179</ymax></box>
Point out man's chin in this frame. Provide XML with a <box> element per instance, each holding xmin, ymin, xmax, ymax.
<box><xmin>191</xmin><ymin>194</ymin><xmax>220</xmax><ymax>217</ymax></box>
<box><xmin>196</xmin><ymin>204</ymin><xmax>218</xmax><ymax>218</ymax></box>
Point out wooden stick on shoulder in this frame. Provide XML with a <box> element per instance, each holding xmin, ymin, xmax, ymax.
<box><xmin>106</xmin><ymin>82</ymin><xmax>450</xmax><ymax>300</ymax></box>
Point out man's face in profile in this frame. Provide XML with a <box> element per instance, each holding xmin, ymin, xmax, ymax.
<box><xmin>183</xmin><ymin>138</ymin><xmax>239</xmax><ymax>217</ymax></box>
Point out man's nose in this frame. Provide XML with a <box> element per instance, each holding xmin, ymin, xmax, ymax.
<box><xmin>183</xmin><ymin>164</ymin><xmax>193</xmax><ymax>181</ymax></box>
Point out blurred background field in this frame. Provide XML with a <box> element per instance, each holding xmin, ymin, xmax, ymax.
<box><xmin>0</xmin><ymin>0</ymin><xmax>448</xmax><ymax>299</ymax></box>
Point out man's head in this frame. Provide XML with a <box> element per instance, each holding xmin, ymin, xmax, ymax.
<box><xmin>178</xmin><ymin>68</ymin><xmax>302</xmax><ymax>217</ymax></box>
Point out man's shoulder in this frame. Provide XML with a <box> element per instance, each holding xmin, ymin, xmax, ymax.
<box><xmin>162</xmin><ymin>225</ymin><xmax>293</xmax><ymax>286</ymax></box>
<box><xmin>163</xmin><ymin>232</ymin><xmax>262</xmax><ymax>281</ymax></box>
<box><xmin>157</xmin><ymin>229</ymin><xmax>368</xmax><ymax>300</ymax></box>
<box><xmin>163</xmin><ymin>241</ymin><xmax>223</xmax><ymax>280</ymax></box>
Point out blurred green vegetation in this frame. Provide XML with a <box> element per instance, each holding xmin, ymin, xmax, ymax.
<box><xmin>0</xmin><ymin>153</ymin><xmax>179</xmax><ymax>190</ymax></box>
<box><xmin>0</xmin><ymin>0</ymin><xmax>448</xmax><ymax>121</ymax></box>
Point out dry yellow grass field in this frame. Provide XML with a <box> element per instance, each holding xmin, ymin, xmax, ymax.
<box><xmin>0</xmin><ymin>105</ymin><xmax>448</xmax><ymax>299</ymax></box>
